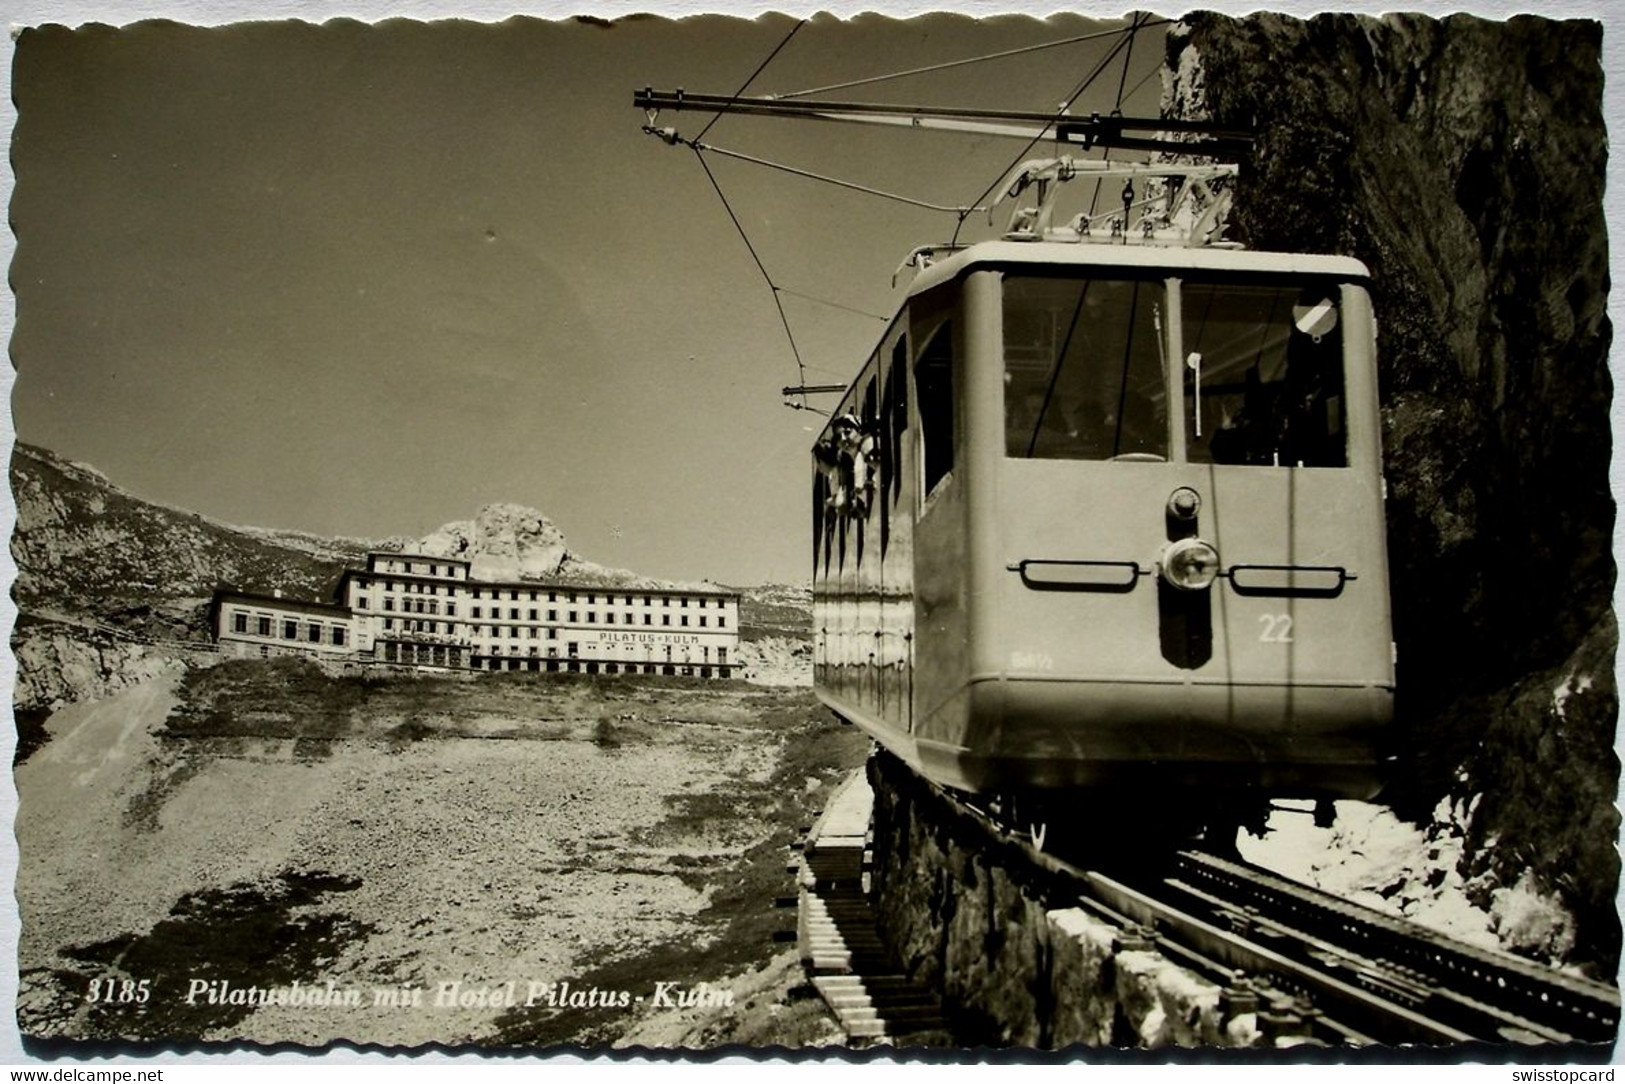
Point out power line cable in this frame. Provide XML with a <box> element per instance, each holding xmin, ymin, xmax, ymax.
<box><xmin>775</xmin><ymin>286</ymin><xmax>890</xmax><ymax>322</ymax></box>
<box><xmin>1090</xmin><ymin>15</ymin><xmax>1145</xmax><ymax>217</ymax></box>
<box><xmin>949</xmin><ymin>17</ymin><xmax>1144</xmax><ymax>247</ymax></box>
<box><xmin>695</xmin><ymin>18</ymin><xmax>807</xmax><ymax>142</ymax></box>
<box><xmin>654</xmin><ymin>128</ymin><xmax>986</xmax><ymax>215</ymax></box>
<box><xmin>690</xmin><ymin>147</ymin><xmax>811</xmax><ymax>407</ymax></box>
<box><xmin>772</xmin><ymin>21</ymin><xmax>1172</xmax><ymax>101</ymax></box>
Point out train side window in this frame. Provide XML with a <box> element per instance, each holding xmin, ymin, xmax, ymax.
<box><xmin>1182</xmin><ymin>282</ymin><xmax>1347</xmax><ymax>467</ymax></box>
<box><xmin>915</xmin><ymin>320</ymin><xmax>954</xmax><ymax>495</ymax></box>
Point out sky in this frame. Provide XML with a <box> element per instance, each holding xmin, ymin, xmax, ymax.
<box><xmin>9</xmin><ymin>10</ymin><xmax>1169</xmax><ymax>584</ymax></box>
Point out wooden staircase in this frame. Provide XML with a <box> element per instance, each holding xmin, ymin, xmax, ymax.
<box><xmin>797</xmin><ymin>770</ymin><xmax>951</xmax><ymax>1045</ymax></box>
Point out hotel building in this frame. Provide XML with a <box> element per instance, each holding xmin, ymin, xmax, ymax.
<box><xmin>212</xmin><ymin>551</ymin><xmax>741</xmax><ymax>679</ymax></box>
<box><xmin>211</xmin><ymin>590</ymin><xmax>356</xmax><ymax>660</ymax></box>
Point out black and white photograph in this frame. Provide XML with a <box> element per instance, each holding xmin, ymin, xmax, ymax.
<box><xmin>2</xmin><ymin>1</ymin><xmax>1619</xmax><ymax>1063</ymax></box>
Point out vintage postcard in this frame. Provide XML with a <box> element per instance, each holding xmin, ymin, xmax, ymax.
<box><xmin>3</xmin><ymin>2</ymin><xmax>1619</xmax><ymax>1064</ymax></box>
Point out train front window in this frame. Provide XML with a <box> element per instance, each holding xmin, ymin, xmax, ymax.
<box><xmin>1182</xmin><ymin>282</ymin><xmax>1347</xmax><ymax>467</ymax></box>
<box><xmin>1002</xmin><ymin>276</ymin><xmax>1168</xmax><ymax>461</ymax></box>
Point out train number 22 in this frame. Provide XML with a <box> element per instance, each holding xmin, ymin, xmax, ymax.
<box><xmin>1258</xmin><ymin>614</ymin><xmax>1294</xmax><ymax>643</ymax></box>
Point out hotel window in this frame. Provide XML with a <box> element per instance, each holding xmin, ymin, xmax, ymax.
<box><xmin>568</xmin><ymin>642</ymin><xmax>579</xmax><ymax>657</ymax></box>
<box><xmin>529</xmin><ymin>609</ymin><xmax>538</xmax><ymax>620</ymax></box>
<box><xmin>258</xmin><ymin>616</ymin><xmax>272</xmax><ymax>636</ymax></box>
<box><xmin>358</xmin><ymin>597</ymin><xmax>369</xmax><ymax>610</ymax></box>
<box><xmin>473</xmin><ymin>606</ymin><xmax>482</xmax><ymax>618</ymax></box>
<box><xmin>587</xmin><ymin>594</ymin><xmax>595</xmax><ymax>604</ymax></box>
<box><xmin>384</xmin><ymin>598</ymin><xmax>395</xmax><ymax>612</ymax></box>
<box><xmin>681</xmin><ymin>598</ymin><xmax>689</xmax><ymax>608</ymax></box>
<box><xmin>549</xmin><ymin>591</ymin><xmax>557</xmax><ymax>602</ymax></box>
<box><xmin>384</xmin><ymin>618</ymin><xmax>394</xmax><ymax>630</ymax></box>
<box><xmin>332</xmin><ymin>628</ymin><xmax>347</xmax><ymax>647</ymax></box>
<box><xmin>232</xmin><ymin>612</ymin><xmax>248</xmax><ymax>634</ymax></box>
<box><xmin>607</xmin><ymin>613</ymin><xmax>615</xmax><ymax>624</ymax></box>
<box><xmin>643</xmin><ymin>615</ymin><xmax>652</xmax><ymax>626</ymax></box>
<box><xmin>663</xmin><ymin>598</ymin><xmax>670</xmax><ymax>607</ymax></box>
<box><xmin>547</xmin><ymin>629</ymin><xmax>557</xmax><ymax>640</ymax></box>
<box><xmin>717</xmin><ymin>647</ymin><xmax>727</xmax><ymax>665</ymax></box>
<box><xmin>308</xmin><ymin>624</ymin><xmax>322</xmax><ymax>643</ymax></box>
<box><xmin>719</xmin><ymin>617</ymin><xmax>727</xmax><ymax>629</ymax></box>
<box><xmin>447</xmin><ymin>603</ymin><xmax>457</xmax><ymax>616</ymax></box>
<box><xmin>700</xmin><ymin>617</ymin><xmax>707</xmax><ymax>627</ymax></box>
<box><xmin>510</xmin><ymin>608</ymin><xmax>519</xmax><ymax>619</ymax></box>
<box><xmin>569</xmin><ymin>610</ymin><xmax>578</xmax><ymax>622</ymax></box>
<box><xmin>548</xmin><ymin>609</ymin><xmax>557</xmax><ymax>621</ymax></box>
<box><xmin>510</xmin><ymin>590</ymin><xmax>519</xmax><ymax>601</ymax></box>
<box><xmin>662</xmin><ymin>615</ymin><xmax>671</xmax><ymax>626</ymax></box>
<box><xmin>681</xmin><ymin>616</ymin><xmax>689</xmax><ymax>627</ymax></box>
<box><xmin>569</xmin><ymin>592</ymin><xmax>578</xmax><ymax>603</ymax></box>
<box><xmin>588</xmin><ymin>613</ymin><xmax>596</xmax><ymax>623</ymax></box>
<box><xmin>473</xmin><ymin>588</ymin><xmax>482</xmax><ymax>599</ymax></box>
<box><xmin>283</xmin><ymin>620</ymin><xmax>298</xmax><ymax>640</ymax></box>
<box><xmin>529</xmin><ymin>591</ymin><xmax>538</xmax><ymax>601</ymax></box>
<box><xmin>643</xmin><ymin>596</ymin><xmax>651</xmax><ymax>606</ymax></box>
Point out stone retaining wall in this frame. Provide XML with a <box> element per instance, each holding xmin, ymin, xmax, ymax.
<box><xmin>867</xmin><ymin>753</ymin><xmax>1251</xmax><ymax>1049</ymax></box>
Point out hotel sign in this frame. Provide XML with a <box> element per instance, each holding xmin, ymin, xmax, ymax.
<box><xmin>592</xmin><ymin>631</ymin><xmax>705</xmax><ymax>646</ymax></box>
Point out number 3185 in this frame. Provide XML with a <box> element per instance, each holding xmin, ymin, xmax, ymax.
<box><xmin>88</xmin><ymin>978</ymin><xmax>151</xmax><ymax>1004</ymax></box>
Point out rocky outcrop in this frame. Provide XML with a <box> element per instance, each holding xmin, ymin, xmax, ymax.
<box><xmin>416</xmin><ymin>503</ymin><xmax>569</xmax><ymax>581</ymax></box>
<box><xmin>735</xmin><ymin>636</ymin><xmax>812</xmax><ymax>687</ymax></box>
<box><xmin>12</xmin><ymin>625</ymin><xmax>193</xmax><ymax>714</ymax></box>
<box><xmin>414</xmin><ymin>502</ymin><xmax>722</xmax><ymax>591</ymax></box>
<box><xmin>1164</xmin><ymin>14</ymin><xmax>1615</xmax><ymax>969</ymax></box>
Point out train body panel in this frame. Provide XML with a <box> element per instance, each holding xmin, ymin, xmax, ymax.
<box><xmin>813</xmin><ymin>241</ymin><xmax>1395</xmax><ymax>802</ymax></box>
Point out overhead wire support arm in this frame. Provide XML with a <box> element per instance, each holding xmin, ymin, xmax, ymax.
<box><xmin>634</xmin><ymin>88</ymin><xmax>1253</xmax><ymax>158</ymax></box>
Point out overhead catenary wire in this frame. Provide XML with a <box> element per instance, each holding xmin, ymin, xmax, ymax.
<box><xmin>771</xmin><ymin>20</ymin><xmax>1173</xmax><ymax>101</ymax></box>
<box><xmin>663</xmin><ymin>15</ymin><xmax>1159</xmax><ymax>414</ymax></box>
<box><xmin>689</xmin><ymin>148</ymin><xmax>813</xmax><ymax>408</ymax></box>
<box><xmin>1089</xmin><ymin>16</ymin><xmax>1145</xmax><ymax>218</ymax></box>
<box><xmin>649</xmin><ymin>127</ymin><xmax>987</xmax><ymax>216</ymax></box>
<box><xmin>951</xmin><ymin>15</ymin><xmax>1148</xmax><ymax>247</ymax></box>
<box><xmin>775</xmin><ymin>286</ymin><xmax>890</xmax><ymax>323</ymax></box>
<box><xmin>695</xmin><ymin>18</ymin><xmax>807</xmax><ymax>142</ymax></box>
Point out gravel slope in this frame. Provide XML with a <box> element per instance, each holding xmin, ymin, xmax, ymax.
<box><xmin>16</xmin><ymin>661</ymin><xmax>868</xmax><ymax>1048</ymax></box>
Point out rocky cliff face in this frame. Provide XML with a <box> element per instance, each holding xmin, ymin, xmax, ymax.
<box><xmin>1164</xmin><ymin>14</ymin><xmax>1615</xmax><ymax>969</ymax></box>
<box><xmin>11</xmin><ymin>443</ymin><xmax>369</xmax><ymax>632</ymax></box>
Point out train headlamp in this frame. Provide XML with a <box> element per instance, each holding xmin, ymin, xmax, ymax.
<box><xmin>1160</xmin><ymin>538</ymin><xmax>1221</xmax><ymax>591</ymax></box>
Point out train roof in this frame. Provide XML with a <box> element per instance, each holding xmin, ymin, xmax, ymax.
<box><xmin>906</xmin><ymin>241</ymin><xmax>1371</xmax><ymax>299</ymax></box>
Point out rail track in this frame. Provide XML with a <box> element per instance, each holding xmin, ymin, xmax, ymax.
<box><xmin>821</xmin><ymin>758</ymin><xmax>1620</xmax><ymax>1050</ymax></box>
